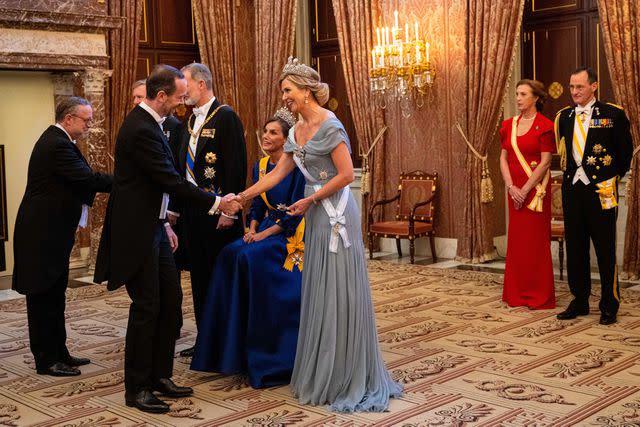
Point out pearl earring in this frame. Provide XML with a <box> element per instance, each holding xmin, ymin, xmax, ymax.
<box><xmin>304</xmin><ymin>95</ymin><xmax>309</xmax><ymax>104</ymax></box>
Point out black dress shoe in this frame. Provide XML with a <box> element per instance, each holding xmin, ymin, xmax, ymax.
<box><xmin>65</xmin><ymin>355</ymin><xmax>90</xmax><ymax>367</ymax></box>
<box><xmin>600</xmin><ymin>313</ymin><xmax>617</xmax><ymax>325</ymax></box>
<box><xmin>556</xmin><ymin>307</ymin><xmax>589</xmax><ymax>320</ymax></box>
<box><xmin>36</xmin><ymin>362</ymin><xmax>81</xmax><ymax>377</ymax></box>
<box><xmin>152</xmin><ymin>378</ymin><xmax>193</xmax><ymax>397</ymax></box>
<box><xmin>179</xmin><ymin>346</ymin><xmax>194</xmax><ymax>357</ymax></box>
<box><xmin>125</xmin><ymin>390</ymin><xmax>170</xmax><ymax>413</ymax></box>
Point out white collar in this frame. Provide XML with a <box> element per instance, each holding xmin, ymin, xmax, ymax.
<box><xmin>576</xmin><ymin>97</ymin><xmax>596</xmax><ymax>111</ymax></box>
<box><xmin>139</xmin><ymin>101</ymin><xmax>166</xmax><ymax>125</ymax></box>
<box><xmin>54</xmin><ymin>123</ymin><xmax>75</xmax><ymax>144</ymax></box>
<box><xmin>193</xmin><ymin>96</ymin><xmax>216</xmax><ymax>116</ymax></box>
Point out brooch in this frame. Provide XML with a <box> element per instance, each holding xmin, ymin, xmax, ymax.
<box><xmin>319</xmin><ymin>170</ymin><xmax>329</xmax><ymax>180</ymax></box>
<box><xmin>602</xmin><ymin>154</ymin><xmax>613</xmax><ymax>166</ymax></box>
<box><xmin>204</xmin><ymin>167</ymin><xmax>216</xmax><ymax>179</ymax></box>
<box><xmin>205</xmin><ymin>152</ymin><xmax>217</xmax><ymax>164</ymax></box>
<box><xmin>276</xmin><ymin>203</ymin><xmax>288</xmax><ymax>212</ymax></box>
<box><xmin>293</xmin><ymin>145</ymin><xmax>305</xmax><ymax>166</ymax></box>
<box><xmin>529</xmin><ymin>161</ymin><xmax>538</xmax><ymax>169</ymax></box>
<box><xmin>586</xmin><ymin>156</ymin><xmax>596</xmax><ymax>166</ymax></box>
<box><xmin>593</xmin><ymin>144</ymin><xmax>603</xmax><ymax>154</ymax></box>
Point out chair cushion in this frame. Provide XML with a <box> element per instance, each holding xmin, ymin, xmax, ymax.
<box><xmin>370</xmin><ymin>220</ymin><xmax>433</xmax><ymax>236</ymax></box>
<box><xmin>551</xmin><ymin>222</ymin><xmax>564</xmax><ymax>238</ymax></box>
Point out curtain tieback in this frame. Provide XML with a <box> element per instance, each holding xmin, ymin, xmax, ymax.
<box><xmin>455</xmin><ymin>122</ymin><xmax>494</xmax><ymax>203</ymax></box>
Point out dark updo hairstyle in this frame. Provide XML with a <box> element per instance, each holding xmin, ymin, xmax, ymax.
<box><xmin>516</xmin><ymin>79</ymin><xmax>548</xmax><ymax>112</ymax></box>
<box><xmin>264</xmin><ymin>117</ymin><xmax>292</xmax><ymax>139</ymax></box>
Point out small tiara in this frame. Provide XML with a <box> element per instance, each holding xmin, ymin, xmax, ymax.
<box><xmin>281</xmin><ymin>56</ymin><xmax>313</xmax><ymax>78</ymax></box>
<box><xmin>274</xmin><ymin>106</ymin><xmax>297</xmax><ymax>127</ymax></box>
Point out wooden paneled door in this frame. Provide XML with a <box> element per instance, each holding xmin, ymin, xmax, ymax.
<box><xmin>310</xmin><ymin>0</ymin><xmax>361</xmax><ymax>167</ymax></box>
<box><xmin>522</xmin><ymin>0</ymin><xmax>613</xmax><ymax>120</ymax></box>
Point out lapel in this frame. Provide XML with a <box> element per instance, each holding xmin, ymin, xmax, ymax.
<box><xmin>583</xmin><ymin>100</ymin><xmax>602</xmax><ymax>150</ymax></box>
<box><xmin>51</xmin><ymin>126</ymin><xmax>89</xmax><ymax>167</ymax></box>
<box><xmin>195</xmin><ymin>98</ymin><xmax>221</xmax><ymax>160</ymax></box>
<box><xmin>135</xmin><ymin>106</ymin><xmax>175</xmax><ymax>165</ymax></box>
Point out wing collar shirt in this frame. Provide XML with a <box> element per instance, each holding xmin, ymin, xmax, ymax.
<box><xmin>55</xmin><ymin>123</ymin><xmax>89</xmax><ymax>228</ymax></box>
<box><xmin>572</xmin><ymin>97</ymin><xmax>596</xmax><ymax>185</ymax></box>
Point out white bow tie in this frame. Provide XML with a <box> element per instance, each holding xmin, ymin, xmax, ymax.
<box><xmin>575</xmin><ymin>106</ymin><xmax>591</xmax><ymax>115</ymax></box>
<box><xmin>193</xmin><ymin>106</ymin><xmax>206</xmax><ymax>117</ymax></box>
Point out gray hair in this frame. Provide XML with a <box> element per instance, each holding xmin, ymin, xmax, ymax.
<box><xmin>132</xmin><ymin>79</ymin><xmax>146</xmax><ymax>89</ymax></box>
<box><xmin>55</xmin><ymin>97</ymin><xmax>90</xmax><ymax>122</ymax></box>
<box><xmin>182</xmin><ymin>62</ymin><xmax>213</xmax><ymax>90</ymax></box>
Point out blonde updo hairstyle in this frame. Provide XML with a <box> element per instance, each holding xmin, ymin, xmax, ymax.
<box><xmin>279</xmin><ymin>66</ymin><xmax>330</xmax><ymax>107</ymax></box>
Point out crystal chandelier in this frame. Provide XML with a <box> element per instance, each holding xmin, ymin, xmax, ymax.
<box><xmin>370</xmin><ymin>11</ymin><xmax>436</xmax><ymax>117</ymax></box>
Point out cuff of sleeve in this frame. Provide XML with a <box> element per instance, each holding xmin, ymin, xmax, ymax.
<box><xmin>208</xmin><ymin>196</ymin><xmax>222</xmax><ymax>215</ymax></box>
<box><xmin>166</xmin><ymin>210</ymin><xmax>180</xmax><ymax>217</ymax></box>
<box><xmin>163</xmin><ymin>222</ymin><xmax>171</xmax><ymax>228</ymax></box>
<box><xmin>221</xmin><ymin>212</ymin><xmax>238</xmax><ymax>219</ymax></box>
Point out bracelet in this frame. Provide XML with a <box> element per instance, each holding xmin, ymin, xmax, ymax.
<box><xmin>311</xmin><ymin>194</ymin><xmax>318</xmax><ymax>205</ymax></box>
<box><xmin>238</xmin><ymin>192</ymin><xmax>247</xmax><ymax>202</ymax></box>
<box><xmin>507</xmin><ymin>184</ymin><xmax>513</xmax><ymax>191</ymax></box>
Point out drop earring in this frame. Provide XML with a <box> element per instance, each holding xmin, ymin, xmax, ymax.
<box><xmin>304</xmin><ymin>95</ymin><xmax>309</xmax><ymax>104</ymax></box>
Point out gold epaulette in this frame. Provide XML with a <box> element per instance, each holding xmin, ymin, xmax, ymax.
<box><xmin>555</xmin><ymin>105</ymin><xmax>571</xmax><ymax>116</ymax></box>
<box><xmin>606</xmin><ymin>102</ymin><xmax>624</xmax><ymax>110</ymax></box>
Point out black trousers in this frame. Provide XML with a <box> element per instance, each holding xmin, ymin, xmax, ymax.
<box><xmin>124</xmin><ymin>223</ymin><xmax>182</xmax><ymax>393</ymax></box>
<box><xmin>26</xmin><ymin>269</ymin><xmax>71</xmax><ymax>370</ymax></box>
<box><xmin>562</xmin><ymin>180</ymin><xmax>619</xmax><ymax>314</ymax></box>
<box><xmin>182</xmin><ymin>207</ymin><xmax>242</xmax><ymax>330</ymax></box>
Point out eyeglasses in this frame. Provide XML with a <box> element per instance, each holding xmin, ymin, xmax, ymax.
<box><xmin>70</xmin><ymin>114</ymin><xmax>94</xmax><ymax>125</ymax></box>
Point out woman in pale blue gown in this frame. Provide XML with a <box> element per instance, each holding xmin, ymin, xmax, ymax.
<box><xmin>236</xmin><ymin>57</ymin><xmax>402</xmax><ymax>412</ymax></box>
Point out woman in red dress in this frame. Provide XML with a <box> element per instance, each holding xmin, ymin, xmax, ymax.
<box><xmin>500</xmin><ymin>79</ymin><xmax>556</xmax><ymax>309</ymax></box>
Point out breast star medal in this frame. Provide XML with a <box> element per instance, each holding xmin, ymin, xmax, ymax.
<box><xmin>593</xmin><ymin>144</ymin><xmax>603</xmax><ymax>154</ymax></box>
<box><xmin>204</xmin><ymin>167</ymin><xmax>216</xmax><ymax>179</ymax></box>
<box><xmin>602</xmin><ymin>154</ymin><xmax>613</xmax><ymax>166</ymax></box>
<box><xmin>586</xmin><ymin>156</ymin><xmax>597</xmax><ymax>166</ymax></box>
<box><xmin>319</xmin><ymin>170</ymin><xmax>329</xmax><ymax>180</ymax></box>
<box><xmin>205</xmin><ymin>152</ymin><xmax>217</xmax><ymax>164</ymax></box>
<box><xmin>276</xmin><ymin>203</ymin><xmax>288</xmax><ymax>212</ymax></box>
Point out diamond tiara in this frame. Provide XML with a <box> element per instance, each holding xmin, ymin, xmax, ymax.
<box><xmin>281</xmin><ymin>56</ymin><xmax>314</xmax><ymax>78</ymax></box>
<box><xmin>274</xmin><ymin>106</ymin><xmax>297</xmax><ymax>127</ymax></box>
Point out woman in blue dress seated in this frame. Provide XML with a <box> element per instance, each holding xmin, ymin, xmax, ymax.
<box><xmin>191</xmin><ymin>109</ymin><xmax>305</xmax><ymax>388</ymax></box>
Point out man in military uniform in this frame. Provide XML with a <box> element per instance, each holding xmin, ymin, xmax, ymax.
<box><xmin>555</xmin><ymin>67</ymin><xmax>633</xmax><ymax>325</ymax></box>
<box><xmin>175</xmin><ymin>63</ymin><xmax>247</xmax><ymax>356</ymax></box>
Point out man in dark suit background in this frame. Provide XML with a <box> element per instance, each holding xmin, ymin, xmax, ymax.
<box><xmin>95</xmin><ymin>64</ymin><xmax>241</xmax><ymax>413</ymax></box>
<box><xmin>174</xmin><ymin>63</ymin><xmax>247</xmax><ymax>357</ymax></box>
<box><xmin>13</xmin><ymin>97</ymin><xmax>112</xmax><ymax>377</ymax></box>
<box><xmin>555</xmin><ymin>67</ymin><xmax>633</xmax><ymax>325</ymax></box>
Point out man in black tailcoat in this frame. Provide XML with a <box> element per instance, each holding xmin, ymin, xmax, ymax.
<box><xmin>173</xmin><ymin>62</ymin><xmax>247</xmax><ymax>357</ymax></box>
<box><xmin>94</xmin><ymin>64</ymin><xmax>241</xmax><ymax>413</ymax></box>
<box><xmin>555</xmin><ymin>67</ymin><xmax>633</xmax><ymax>325</ymax></box>
<box><xmin>13</xmin><ymin>97</ymin><xmax>112</xmax><ymax>376</ymax></box>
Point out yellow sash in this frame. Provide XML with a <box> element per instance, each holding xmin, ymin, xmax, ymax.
<box><xmin>596</xmin><ymin>176</ymin><xmax>618</xmax><ymax>210</ymax></box>
<box><xmin>258</xmin><ymin>156</ymin><xmax>304</xmax><ymax>271</ymax></box>
<box><xmin>510</xmin><ymin>116</ymin><xmax>550</xmax><ymax>212</ymax></box>
<box><xmin>572</xmin><ymin>113</ymin><xmax>587</xmax><ymax>162</ymax></box>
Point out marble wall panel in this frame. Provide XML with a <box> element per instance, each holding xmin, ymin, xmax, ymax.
<box><xmin>0</xmin><ymin>0</ymin><xmax>107</xmax><ymax>16</ymax></box>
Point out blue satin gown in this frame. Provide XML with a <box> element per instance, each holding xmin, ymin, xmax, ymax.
<box><xmin>191</xmin><ymin>157</ymin><xmax>306</xmax><ymax>388</ymax></box>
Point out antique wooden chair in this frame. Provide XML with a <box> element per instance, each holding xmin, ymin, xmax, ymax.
<box><xmin>368</xmin><ymin>171</ymin><xmax>438</xmax><ymax>264</ymax></box>
<box><xmin>550</xmin><ymin>174</ymin><xmax>565</xmax><ymax>280</ymax></box>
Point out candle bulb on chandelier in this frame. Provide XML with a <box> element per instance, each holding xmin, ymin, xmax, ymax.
<box><xmin>394</xmin><ymin>10</ymin><xmax>399</xmax><ymax>30</ymax></box>
<box><xmin>426</xmin><ymin>41</ymin><xmax>430</xmax><ymax>63</ymax></box>
<box><xmin>405</xmin><ymin>23</ymin><xmax>409</xmax><ymax>43</ymax></box>
<box><xmin>416</xmin><ymin>43</ymin><xmax>421</xmax><ymax>63</ymax></box>
<box><xmin>414</xmin><ymin>21</ymin><xmax>419</xmax><ymax>40</ymax></box>
<box><xmin>372</xmin><ymin>49</ymin><xmax>376</xmax><ymax>69</ymax></box>
<box><xmin>385</xmin><ymin>26</ymin><xmax>389</xmax><ymax>46</ymax></box>
<box><xmin>376</xmin><ymin>27</ymin><xmax>381</xmax><ymax>47</ymax></box>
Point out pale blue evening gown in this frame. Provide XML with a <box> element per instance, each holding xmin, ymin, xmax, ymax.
<box><xmin>285</xmin><ymin>117</ymin><xmax>402</xmax><ymax>412</ymax></box>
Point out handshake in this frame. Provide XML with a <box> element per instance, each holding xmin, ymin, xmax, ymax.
<box><xmin>218</xmin><ymin>193</ymin><xmax>244</xmax><ymax>216</ymax></box>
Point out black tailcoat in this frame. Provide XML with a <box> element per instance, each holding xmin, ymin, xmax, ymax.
<box><xmin>13</xmin><ymin>125</ymin><xmax>112</xmax><ymax>295</ymax></box>
<box><xmin>556</xmin><ymin>100</ymin><xmax>633</xmax><ymax>315</ymax></box>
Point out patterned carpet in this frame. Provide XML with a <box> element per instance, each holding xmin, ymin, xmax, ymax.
<box><xmin>1</xmin><ymin>260</ymin><xmax>640</xmax><ymax>426</ymax></box>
